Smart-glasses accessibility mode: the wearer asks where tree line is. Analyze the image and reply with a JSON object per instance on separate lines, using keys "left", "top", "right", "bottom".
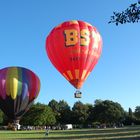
{"left": 0, "top": 99, "right": 140, "bottom": 127}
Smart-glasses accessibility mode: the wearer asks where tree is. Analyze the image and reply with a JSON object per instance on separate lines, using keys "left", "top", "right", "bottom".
{"left": 134, "top": 106, "right": 140, "bottom": 119}
{"left": 85, "top": 104, "right": 94, "bottom": 125}
{"left": 109, "top": 1, "right": 140, "bottom": 25}
{"left": 128, "top": 108, "right": 133, "bottom": 118}
{"left": 58, "top": 100, "right": 72, "bottom": 124}
{"left": 21, "top": 103, "right": 56, "bottom": 126}
{"left": 93, "top": 100, "right": 125, "bottom": 125}
{"left": 94, "top": 99, "right": 102, "bottom": 105}
{"left": 0, "top": 110, "right": 11, "bottom": 125}
{"left": 72, "top": 101, "right": 89, "bottom": 125}
{"left": 0, "top": 109, "right": 4, "bottom": 125}
{"left": 48, "top": 99, "right": 59, "bottom": 113}
{"left": 123, "top": 108, "right": 136, "bottom": 125}
{"left": 48, "top": 99, "right": 60, "bottom": 124}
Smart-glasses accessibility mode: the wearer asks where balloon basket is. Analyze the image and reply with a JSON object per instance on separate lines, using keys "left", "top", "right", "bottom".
{"left": 74, "top": 90, "right": 82, "bottom": 98}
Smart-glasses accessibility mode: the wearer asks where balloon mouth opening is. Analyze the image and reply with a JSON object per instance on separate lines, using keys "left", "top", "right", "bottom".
{"left": 69, "top": 79, "right": 83, "bottom": 89}
{"left": 70, "top": 79, "right": 83, "bottom": 98}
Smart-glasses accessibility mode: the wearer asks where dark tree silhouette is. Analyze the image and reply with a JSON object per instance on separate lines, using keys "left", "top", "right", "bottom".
{"left": 109, "top": 1, "right": 140, "bottom": 25}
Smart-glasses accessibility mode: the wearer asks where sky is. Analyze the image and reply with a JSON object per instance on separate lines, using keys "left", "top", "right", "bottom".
{"left": 0, "top": 0, "right": 140, "bottom": 111}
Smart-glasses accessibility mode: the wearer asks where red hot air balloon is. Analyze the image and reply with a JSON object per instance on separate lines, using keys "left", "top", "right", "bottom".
{"left": 0, "top": 67, "right": 40, "bottom": 129}
{"left": 46, "top": 20, "right": 102, "bottom": 98}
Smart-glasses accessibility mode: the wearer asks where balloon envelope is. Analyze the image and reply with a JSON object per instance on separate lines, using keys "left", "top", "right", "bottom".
{"left": 0, "top": 67, "right": 40, "bottom": 121}
{"left": 46, "top": 20, "right": 102, "bottom": 89}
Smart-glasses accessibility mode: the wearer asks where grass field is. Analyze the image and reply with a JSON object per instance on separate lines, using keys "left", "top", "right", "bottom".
{"left": 0, "top": 125, "right": 140, "bottom": 140}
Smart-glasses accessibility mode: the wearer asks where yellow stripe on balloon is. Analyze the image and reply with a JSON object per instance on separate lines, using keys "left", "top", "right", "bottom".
{"left": 63, "top": 73, "right": 70, "bottom": 81}
{"left": 75, "top": 69, "right": 79, "bottom": 79}
{"left": 81, "top": 70, "right": 87, "bottom": 80}
{"left": 6, "top": 67, "right": 18, "bottom": 99}
{"left": 84, "top": 72, "right": 90, "bottom": 81}
{"left": 69, "top": 20, "right": 78, "bottom": 25}
{"left": 11, "top": 78, "right": 18, "bottom": 99}
{"left": 67, "top": 70, "right": 73, "bottom": 80}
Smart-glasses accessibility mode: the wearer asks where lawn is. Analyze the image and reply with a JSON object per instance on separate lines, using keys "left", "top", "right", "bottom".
{"left": 0, "top": 125, "right": 140, "bottom": 140}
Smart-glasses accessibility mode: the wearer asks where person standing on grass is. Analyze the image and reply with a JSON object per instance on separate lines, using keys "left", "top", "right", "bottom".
{"left": 45, "top": 126, "right": 50, "bottom": 136}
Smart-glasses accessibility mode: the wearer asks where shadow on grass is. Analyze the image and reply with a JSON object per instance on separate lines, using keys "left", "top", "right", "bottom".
{"left": 3, "top": 128, "right": 139, "bottom": 136}
{"left": 3, "top": 126, "right": 140, "bottom": 140}
{"left": 0, "top": 131, "right": 45, "bottom": 135}
{"left": 13, "top": 131, "right": 140, "bottom": 140}
{"left": 14, "top": 136, "right": 140, "bottom": 140}
{"left": 49, "top": 128, "right": 140, "bottom": 135}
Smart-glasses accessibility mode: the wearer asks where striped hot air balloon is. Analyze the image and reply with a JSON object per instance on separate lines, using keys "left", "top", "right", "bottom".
{"left": 0, "top": 66, "right": 40, "bottom": 124}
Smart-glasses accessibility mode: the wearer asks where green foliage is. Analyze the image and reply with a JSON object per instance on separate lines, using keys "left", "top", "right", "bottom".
{"left": 58, "top": 100, "right": 71, "bottom": 124}
{"left": 92, "top": 100, "right": 125, "bottom": 124}
{"left": 48, "top": 99, "right": 60, "bottom": 123}
{"left": 0, "top": 109, "right": 4, "bottom": 124}
{"left": 0, "top": 109, "right": 10, "bottom": 125}
{"left": 109, "top": 2, "right": 140, "bottom": 25}
{"left": 48, "top": 99, "right": 59, "bottom": 112}
{"left": 129, "top": 108, "right": 133, "bottom": 117}
{"left": 72, "top": 101, "right": 90, "bottom": 124}
{"left": 123, "top": 110, "right": 136, "bottom": 125}
{"left": 48, "top": 99, "right": 71, "bottom": 124}
{"left": 134, "top": 106, "right": 140, "bottom": 119}
{"left": 2, "top": 98, "right": 139, "bottom": 127}
{"left": 20, "top": 103, "right": 56, "bottom": 126}
{"left": 59, "top": 100, "right": 70, "bottom": 111}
